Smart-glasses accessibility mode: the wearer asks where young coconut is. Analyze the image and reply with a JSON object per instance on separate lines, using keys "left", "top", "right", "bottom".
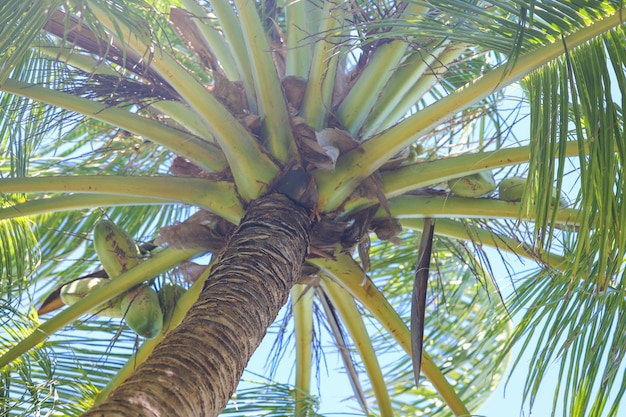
{"left": 499, "top": 176, "right": 567, "bottom": 206}
{"left": 121, "top": 285, "right": 163, "bottom": 339}
{"left": 59, "top": 277, "right": 124, "bottom": 318}
{"left": 449, "top": 171, "right": 496, "bottom": 197}
{"left": 158, "top": 284, "right": 187, "bottom": 325}
{"left": 498, "top": 176, "right": 527, "bottom": 202}
{"left": 93, "top": 219, "right": 143, "bottom": 278}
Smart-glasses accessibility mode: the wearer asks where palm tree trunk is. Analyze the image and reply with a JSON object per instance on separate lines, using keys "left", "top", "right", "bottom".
{"left": 83, "top": 193, "right": 312, "bottom": 417}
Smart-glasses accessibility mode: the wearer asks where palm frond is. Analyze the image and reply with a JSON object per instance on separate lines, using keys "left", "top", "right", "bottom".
{"left": 496, "top": 24, "right": 626, "bottom": 415}
{"left": 0, "top": 198, "right": 39, "bottom": 303}
{"left": 0, "top": 0, "right": 62, "bottom": 83}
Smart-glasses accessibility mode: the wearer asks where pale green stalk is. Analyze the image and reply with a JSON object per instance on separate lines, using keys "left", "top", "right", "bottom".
{"left": 0, "top": 176, "right": 244, "bottom": 224}
{"left": 179, "top": 0, "right": 239, "bottom": 77}
{"left": 1, "top": 79, "right": 227, "bottom": 172}
{"left": 285, "top": 0, "right": 317, "bottom": 78}
{"left": 149, "top": 100, "right": 219, "bottom": 141}
{"left": 95, "top": 261, "right": 213, "bottom": 403}
{"left": 382, "top": 142, "right": 583, "bottom": 197}
{"left": 315, "top": 9, "right": 626, "bottom": 211}
{"left": 383, "top": 195, "right": 580, "bottom": 225}
{"left": 37, "top": 44, "right": 119, "bottom": 76}
{"left": 210, "top": 1, "right": 257, "bottom": 107}
{"left": 291, "top": 284, "right": 314, "bottom": 416}
{"left": 233, "top": 0, "right": 296, "bottom": 163}
{"left": 360, "top": 43, "right": 449, "bottom": 137}
{"left": 340, "top": 140, "right": 586, "bottom": 215}
{"left": 301, "top": 0, "right": 345, "bottom": 130}
{"left": 0, "top": 194, "right": 164, "bottom": 221}
{"left": 39, "top": 43, "right": 214, "bottom": 146}
{"left": 309, "top": 254, "right": 470, "bottom": 416}
{"left": 32, "top": 43, "right": 224, "bottom": 157}
{"left": 336, "top": 3, "right": 427, "bottom": 135}
{"left": 87, "top": 1, "right": 278, "bottom": 200}
{"left": 0, "top": 247, "right": 201, "bottom": 369}
{"left": 401, "top": 218, "right": 567, "bottom": 270}
{"left": 336, "top": 39, "right": 409, "bottom": 135}
{"left": 367, "top": 46, "right": 465, "bottom": 136}
{"left": 320, "top": 277, "right": 394, "bottom": 417}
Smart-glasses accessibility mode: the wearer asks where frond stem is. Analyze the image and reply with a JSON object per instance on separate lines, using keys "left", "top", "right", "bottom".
{"left": 233, "top": 0, "right": 296, "bottom": 163}
{"left": 315, "top": 9, "right": 626, "bottom": 210}
{"left": 341, "top": 140, "right": 587, "bottom": 215}
{"left": 1, "top": 79, "right": 227, "bottom": 172}
{"left": 320, "top": 277, "right": 394, "bottom": 417}
{"left": 0, "top": 176, "right": 244, "bottom": 224}
{"left": 291, "top": 285, "right": 314, "bottom": 416}
{"left": 401, "top": 218, "right": 567, "bottom": 270}
{"left": 309, "top": 254, "right": 470, "bottom": 416}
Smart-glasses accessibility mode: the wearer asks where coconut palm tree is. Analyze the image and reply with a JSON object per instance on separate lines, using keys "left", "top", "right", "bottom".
{"left": 0, "top": 0, "right": 625, "bottom": 416}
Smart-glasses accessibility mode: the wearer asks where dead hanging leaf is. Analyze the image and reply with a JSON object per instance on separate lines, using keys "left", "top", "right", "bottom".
{"left": 316, "top": 128, "right": 360, "bottom": 154}
{"left": 282, "top": 76, "right": 307, "bottom": 113}
{"left": 412, "top": 218, "right": 435, "bottom": 389}
{"left": 358, "top": 234, "right": 371, "bottom": 272}
{"left": 274, "top": 161, "right": 318, "bottom": 209}
{"left": 212, "top": 73, "right": 249, "bottom": 116}
{"left": 176, "top": 261, "right": 208, "bottom": 283}
{"left": 293, "top": 119, "right": 337, "bottom": 170}
{"left": 371, "top": 217, "right": 403, "bottom": 244}
{"left": 170, "top": 156, "right": 208, "bottom": 177}
{"left": 155, "top": 210, "right": 232, "bottom": 252}
{"left": 359, "top": 173, "right": 391, "bottom": 216}
{"left": 341, "top": 206, "right": 378, "bottom": 252}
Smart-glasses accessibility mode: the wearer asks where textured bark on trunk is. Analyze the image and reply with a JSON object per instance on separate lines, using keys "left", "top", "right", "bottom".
{"left": 84, "top": 193, "right": 311, "bottom": 417}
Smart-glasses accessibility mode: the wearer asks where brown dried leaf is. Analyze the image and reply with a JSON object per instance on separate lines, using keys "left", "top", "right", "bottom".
{"left": 311, "top": 218, "right": 348, "bottom": 254}
{"left": 170, "top": 156, "right": 208, "bottom": 177}
{"left": 242, "top": 114, "right": 262, "bottom": 133}
{"left": 360, "top": 173, "right": 391, "bottom": 216}
{"left": 316, "top": 128, "right": 359, "bottom": 154}
{"left": 371, "top": 217, "right": 403, "bottom": 244}
{"left": 293, "top": 120, "right": 337, "bottom": 170}
{"left": 212, "top": 74, "right": 248, "bottom": 115}
{"left": 282, "top": 76, "right": 307, "bottom": 111}
{"left": 341, "top": 206, "right": 378, "bottom": 252}
{"left": 176, "top": 261, "right": 208, "bottom": 283}
{"left": 274, "top": 161, "right": 318, "bottom": 209}
{"left": 155, "top": 210, "right": 230, "bottom": 251}
{"left": 272, "top": 41, "right": 286, "bottom": 79}
{"left": 170, "top": 8, "right": 219, "bottom": 72}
